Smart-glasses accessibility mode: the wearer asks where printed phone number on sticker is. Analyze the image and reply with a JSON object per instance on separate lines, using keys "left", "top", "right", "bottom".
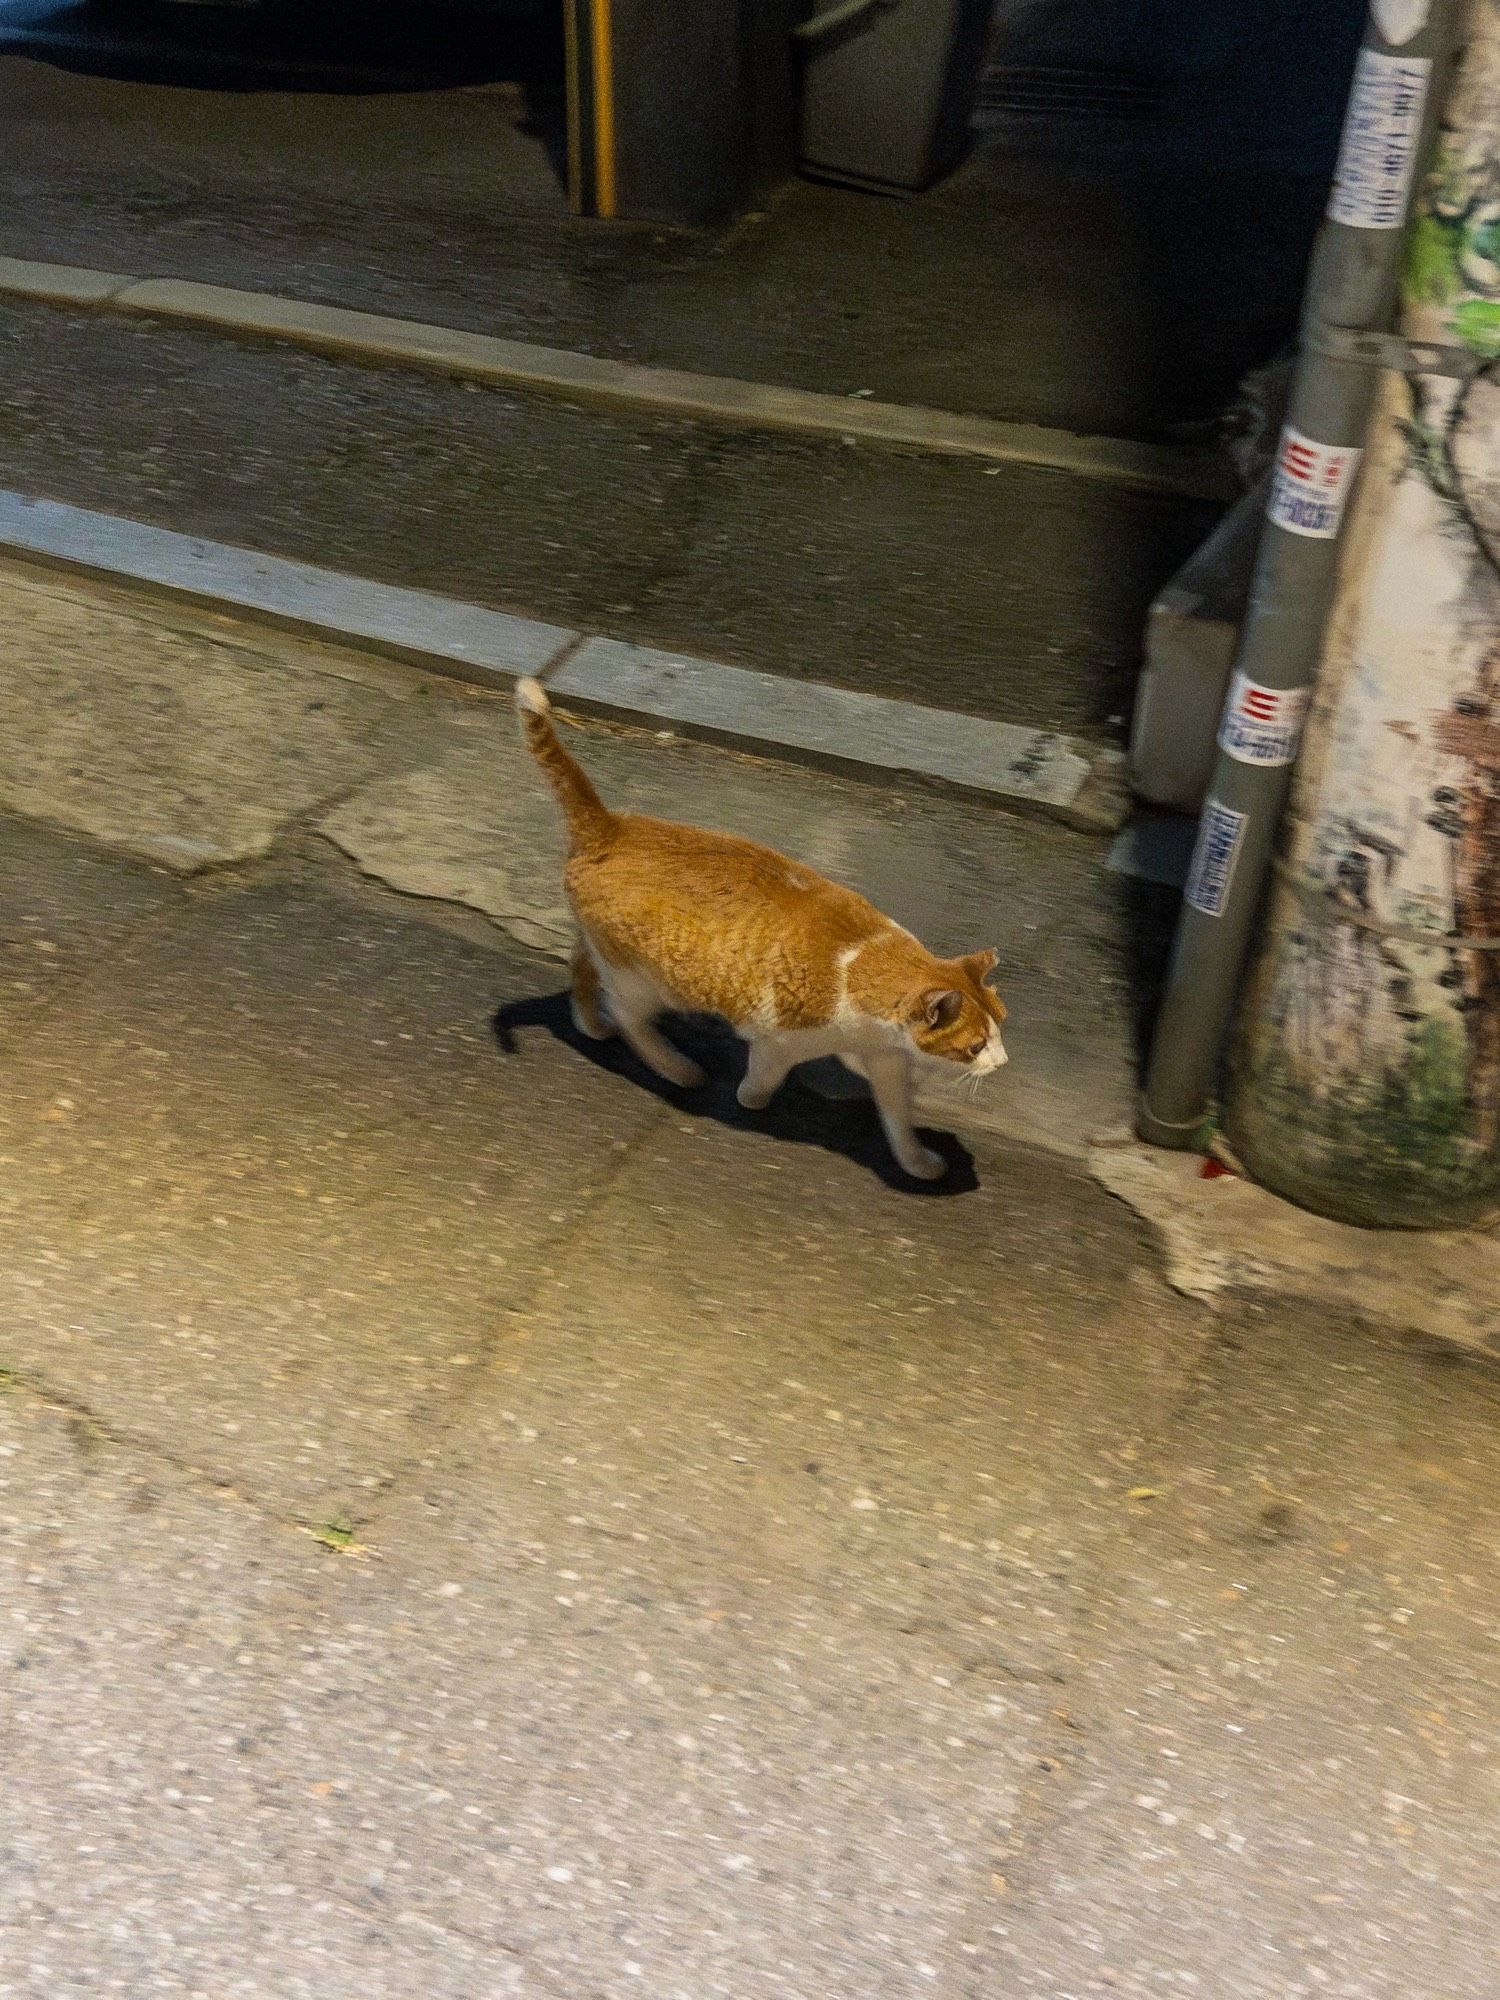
{"left": 1328, "top": 50, "right": 1430, "bottom": 230}
{"left": 1268, "top": 426, "right": 1362, "bottom": 539}
{"left": 1186, "top": 802, "right": 1248, "bottom": 919}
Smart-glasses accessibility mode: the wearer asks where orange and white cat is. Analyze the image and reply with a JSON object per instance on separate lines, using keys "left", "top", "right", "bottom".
{"left": 516, "top": 679, "right": 1007, "bottom": 1180}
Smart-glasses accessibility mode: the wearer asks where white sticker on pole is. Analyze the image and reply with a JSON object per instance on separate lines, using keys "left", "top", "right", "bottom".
{"left": 1185, "top": 802, "right": 1248, "bottom": 919}
{"left": 1217, "top": 672, "right": 1311, "bottom": 767}
{"left": 1268, "top": 426, "right": 1362, "bottom": 539}
{"left": 1327, "top": 50, "right": 1430, "bottom": 229}
{"left": 1373, "top": 0, "right": 1429, "bottom": 47}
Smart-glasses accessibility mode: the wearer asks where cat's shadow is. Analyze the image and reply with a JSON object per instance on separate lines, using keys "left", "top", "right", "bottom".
{"left": 494, "top": 993, "right": 978, "bottom": 1196}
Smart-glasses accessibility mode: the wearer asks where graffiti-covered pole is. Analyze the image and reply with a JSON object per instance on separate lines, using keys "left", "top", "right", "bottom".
{"left": 1138, "top": 0, "right": 1461, "bottom": 1149}
{"left": 1225, "top": 0, "right": 1500, "bottom": 1228}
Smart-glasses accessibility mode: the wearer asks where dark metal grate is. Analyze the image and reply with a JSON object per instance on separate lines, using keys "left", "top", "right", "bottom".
{"left": 976, "top": 63, "right": 1167, "bottom": 127}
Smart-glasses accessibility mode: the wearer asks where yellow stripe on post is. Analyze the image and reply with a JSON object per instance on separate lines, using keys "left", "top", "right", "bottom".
{"left": 589, "top": 0, "right": 618, "bottom": 218}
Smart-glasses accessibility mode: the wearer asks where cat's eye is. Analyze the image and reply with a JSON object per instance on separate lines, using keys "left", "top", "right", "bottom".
{"left": 966, "top": 1040, "right": 986, "bottom": 1059}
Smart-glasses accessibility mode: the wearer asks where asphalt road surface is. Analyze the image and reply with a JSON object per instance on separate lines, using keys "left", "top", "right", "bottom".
{"left": 0, "top": 1, "right": 1324, "bottom": 436}
{"left": 2, "top": 692, "right": 1496, "bottom": 2000}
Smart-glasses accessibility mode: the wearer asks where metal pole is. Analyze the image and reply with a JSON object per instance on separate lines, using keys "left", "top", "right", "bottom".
{"left": 1138, "top": 0, "right": 1462, "bottom": 1149}
{"left": 564, "top": 0, "right": 796, "bottom": 223}
{"left": 1224, "top": 0, "right": 1500, "bottom": 1229}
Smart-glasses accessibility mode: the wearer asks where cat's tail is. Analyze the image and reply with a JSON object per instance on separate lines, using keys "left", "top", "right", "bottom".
{"left": 515, "top": 678, "right": 615, "bottom": 851}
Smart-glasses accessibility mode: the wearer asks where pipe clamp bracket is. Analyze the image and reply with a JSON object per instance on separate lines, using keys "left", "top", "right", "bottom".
{"left": 1310, "top": 323, "right": 1486, "bottom": 382}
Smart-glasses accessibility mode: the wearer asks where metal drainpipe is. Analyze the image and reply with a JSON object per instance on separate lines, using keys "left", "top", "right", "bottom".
{"left": 1138, "top": 0, "right": 1463, "bottom": 1150}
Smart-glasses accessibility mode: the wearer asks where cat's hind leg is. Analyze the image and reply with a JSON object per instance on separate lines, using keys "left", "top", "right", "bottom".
{"left": 737, "top": 1037, "right": 797, "bottom": 1111}
{"left": 603, "top": 967, "right": 705, "bottom": 1090}
{"left": 864, "top": 1050, "right": 945, "bottom": 1181}
{"left": 570, "top": 938, "right": 615, "bottom": 1041}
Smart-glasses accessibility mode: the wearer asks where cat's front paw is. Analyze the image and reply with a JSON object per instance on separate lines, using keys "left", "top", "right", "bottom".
{"left": 737, "top": 1077, "right": 775, "bottom": 1111}
{"left": 898, "top": 1144, "right": 947, "bottom": 1182}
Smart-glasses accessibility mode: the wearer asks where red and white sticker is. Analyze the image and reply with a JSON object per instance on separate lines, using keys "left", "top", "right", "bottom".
{"left": 1268, "top": 425, "right": 1362, "bottom": 539}
{"left": 1217, "top": 671, "right": 1311, "bottom": 767}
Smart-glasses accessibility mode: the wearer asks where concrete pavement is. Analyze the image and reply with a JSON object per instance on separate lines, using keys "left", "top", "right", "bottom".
{"left": 6, "top": 551, "right": 1500, "bottom": 1316}
{"left": 2, "top": 557, "right": 1499, "bottom": 1998}
{"left": 0, "top": 255, "right": 1227, "bottom": 499}
{"left": 0, "top": 298, "right": 1217, "bottom": 743}
{"left": 0, "top": 552, "right": 1148, "bottom": 1149}
{"left": 0, "top": 489, "right": 1132, "bottom": 832}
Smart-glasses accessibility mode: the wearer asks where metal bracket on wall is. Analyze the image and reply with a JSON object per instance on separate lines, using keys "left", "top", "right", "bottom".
{"left": 1308, "top": 323, "right": 1486, "bottom": 381}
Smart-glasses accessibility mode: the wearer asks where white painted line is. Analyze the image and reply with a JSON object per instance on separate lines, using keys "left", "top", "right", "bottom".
{"left": 0, "top": 491, "right": 575, "bottom": 682}
{"left": 549, "top": 637, "right": 1125, "bottom": 830}
{"left": 0, "top": 489, "right": 1124, "bottom": 829}
{"left": 0, "top": 255, "right": 1232, "bottom": 502}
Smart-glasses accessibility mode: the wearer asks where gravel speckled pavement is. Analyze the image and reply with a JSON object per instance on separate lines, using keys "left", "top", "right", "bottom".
{"left": 2, "top": 564, "right": 1498, "bottom": 1999}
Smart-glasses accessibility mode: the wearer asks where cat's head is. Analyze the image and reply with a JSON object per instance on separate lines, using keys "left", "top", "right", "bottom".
{"left": 906, "top": 950, "right": 1008, "bottom": 1073}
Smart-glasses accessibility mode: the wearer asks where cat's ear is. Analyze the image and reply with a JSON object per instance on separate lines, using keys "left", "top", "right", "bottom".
{"left": 918, "top": 988, "right": 964, "bottom": 1029}
{"left": 962, "top": 949, "right": 999, "bottom": 986}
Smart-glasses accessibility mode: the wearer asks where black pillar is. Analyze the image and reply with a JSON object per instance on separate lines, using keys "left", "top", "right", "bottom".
{"left": 565, "top": 0, "right": 796, "bottom": 224}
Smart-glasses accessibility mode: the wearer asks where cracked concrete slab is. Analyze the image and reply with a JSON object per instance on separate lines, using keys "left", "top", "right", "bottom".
{"left": 214, "top": 1111, "right": 1202, "bottom": 2000}
{"left": 0, "top": 560, "right": 412, "bottom": 871}
{"left": 1092, "top": 1143, "right": 1500, "bottom": 1359}
{"left": 985, "top": 1313, "right": 1500, "bottom": 2000}
{"left": 2, "top": 809, "right": 1497, "bottom": 2000}
{"left": 318, "top": 697, "right": 575, "bottom": 955}
{"left": 0, "top": 547, "right": 1143, "bottom": 1166}
{"left": 319, "top": 695, "right": 1142, "bottom": 1158}
{"left": 0, "top": 863, "right": 667, "bottom": 1521}
{"left": 0, "top": 1380, "right": 538, "bottom": 2000}
{"left": 0, "top": 813, "right": 178, "bottom": 1044}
